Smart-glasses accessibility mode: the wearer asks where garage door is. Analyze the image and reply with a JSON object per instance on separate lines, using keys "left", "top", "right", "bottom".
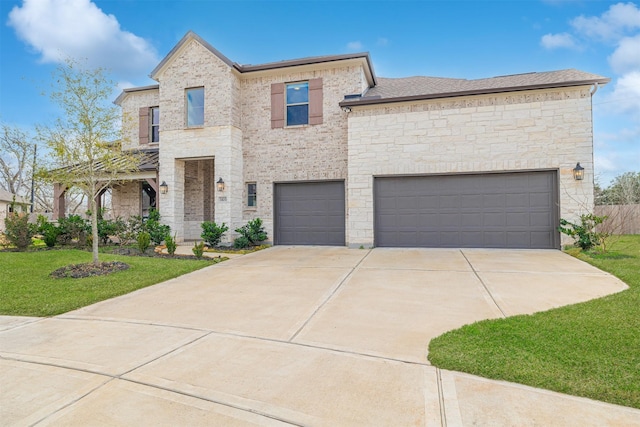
{"left": 374, "top": 171, "right": 558, "bottom": 249}
{"left": 274, "top": 181, "right": 345, "bottom": 245}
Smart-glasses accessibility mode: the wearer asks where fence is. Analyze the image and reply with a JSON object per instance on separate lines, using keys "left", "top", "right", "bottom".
{"left": 595, "top": 204, "right": 640, "bottom": 235}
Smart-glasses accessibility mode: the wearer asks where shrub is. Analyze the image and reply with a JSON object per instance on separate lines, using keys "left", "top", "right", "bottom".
{"left": 137, "top": 231, "right": 151, "bottom": 254}
{"left": 115, "top": 216, "right": 143, "bottom": 246}
{"left": 234, "top": 218, "right": 267, "bottom": 248}
{"left": 36, "top": 215, "right": 60, "bottom": 248}
{"left": 558, "top": 214, "right": 608, "bottom": 251}
{"left": 233, "top": 235, "right": 251, "bottom": 249}
{"left": 192, "top": 241, "right": 205, "bottom": 258}
{"left": 201, "top": 221, "right": 229, "bottom": 247}
{"left": 97, "top": 218, "right": 125, "bottom": 245}
{"left": 165, "top": 233, "right": 177, "bottom": 256}
{"left": 4, "top": 212, "right": 36, "bottom": 251}
{"left": 57, "top": 215, "right": 90, "bottom": 247}
{"left": 144, "top": 209, "right": 171, "bottom": 245}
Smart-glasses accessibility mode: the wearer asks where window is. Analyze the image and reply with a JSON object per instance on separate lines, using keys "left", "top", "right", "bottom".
{"left": 150, "top": 107, "right": 159, "bottom": 143}
{"left": 271, "top": 79, "right": 322, "bottom": 129}
{"left": 186, "top": 87, "right": 204, "bottom": 127}
{"left": 247, "top": 183, "right": 257, "bottom": 207}
{"left": 286, "top": 82, "right": 309, "bottom": 126}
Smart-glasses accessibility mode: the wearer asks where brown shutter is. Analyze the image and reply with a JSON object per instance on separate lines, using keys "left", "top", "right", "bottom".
{"left": 271, "top": 83, "right": 285, "bottom": 129}
{"left": 309, "top": 78, "right": 323, "bottom": 125}
{"left": 139, "top": 107, "right": 149, "bottom": 144}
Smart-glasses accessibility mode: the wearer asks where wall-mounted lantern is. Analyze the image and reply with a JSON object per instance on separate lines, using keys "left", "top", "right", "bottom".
{"left": 159, "top": 181, "right": 168, "bottom": 194}
{"left": 216, "top": 177, "right": 225, "bottom": 192}
{"left": 572, "top": 163, "right": 585, "bottom": 181}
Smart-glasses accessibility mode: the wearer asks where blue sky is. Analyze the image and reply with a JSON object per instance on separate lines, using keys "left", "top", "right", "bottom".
{"left": 1, "top": 0, "right": 638, "bottom": 185}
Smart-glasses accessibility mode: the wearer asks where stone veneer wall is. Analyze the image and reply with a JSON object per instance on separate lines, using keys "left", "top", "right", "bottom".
{"left": 111, "top": 181, "right": 140, "bottom": 219}
{"left": 119, "top": 89, "right": 160, "bottom": 151}
{"left": 240, "top": 64, "right": 370, "bottom": 239}
{"left": 152, "top": 39, "right": 243, "bottom": 242}
{"left": 347, "top": 86, "right": 596, "bottom": 247}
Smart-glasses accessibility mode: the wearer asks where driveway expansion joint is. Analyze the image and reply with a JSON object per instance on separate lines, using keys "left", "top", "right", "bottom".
{"left": 287, "top": 248, "right": 373, "bottom": 342}
{"left": 460, "top": 249, "right": 506, "bottom": 318}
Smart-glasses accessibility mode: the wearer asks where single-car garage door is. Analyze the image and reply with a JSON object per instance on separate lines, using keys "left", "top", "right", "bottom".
{"left": 374, "top": 171, "right": 558, "bottom": 249}
{"left": 274, "top": 181, "right": 345, "bottom": 245}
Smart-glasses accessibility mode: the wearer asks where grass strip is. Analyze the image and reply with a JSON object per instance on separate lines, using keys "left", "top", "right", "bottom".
{"left": 0, "top": 250, "right": 219, "bottom": 317}
{"left": 428, "top": 235, "right": 640, "bottom": 409}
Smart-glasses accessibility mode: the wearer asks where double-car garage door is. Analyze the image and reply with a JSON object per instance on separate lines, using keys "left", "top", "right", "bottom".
{"left": 273, "top": 172, "right": 558, "bottom": 249}
{"left": 374, "top": 171, "right": 559, "bottom": 249}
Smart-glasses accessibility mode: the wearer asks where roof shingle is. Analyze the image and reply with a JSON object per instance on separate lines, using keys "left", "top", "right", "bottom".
{"left": 344, "top": 69, "right": 609, "bottom": 106}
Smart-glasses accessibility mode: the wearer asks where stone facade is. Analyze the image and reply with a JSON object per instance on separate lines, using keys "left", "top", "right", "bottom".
{"left": 347, "top": 87, "right": 595, "bottom": 247}
{"left": 112, "top": 32, "right": 601, "bottom": 247}
{"left": 119, "top": 88, "right": 159, "bottom": 151}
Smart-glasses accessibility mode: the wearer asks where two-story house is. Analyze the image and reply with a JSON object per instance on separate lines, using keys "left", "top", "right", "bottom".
{"left": 85, "top": 31, "right": 609, "bottom": 249}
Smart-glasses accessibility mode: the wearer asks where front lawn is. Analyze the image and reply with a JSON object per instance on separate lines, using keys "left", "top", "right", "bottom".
{"left": 428, "top": 235, "right": 640, "bottom": 409}
{"left": 0, "top": 250, "right": 220, "bottom": 317}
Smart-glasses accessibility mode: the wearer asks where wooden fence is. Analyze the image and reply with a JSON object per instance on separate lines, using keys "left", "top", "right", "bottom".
{"left": 595, "top": 204, "right": 640, "bottom": 235}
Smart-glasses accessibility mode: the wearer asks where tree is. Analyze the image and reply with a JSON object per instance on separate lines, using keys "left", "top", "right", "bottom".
{"left": 595, "top": 172, "right": 640, "bottom": 205}
{"left": 41, "top": 59, "right": 140, "bottom": 264}
{"left": 0, "top": 124, "right": 33, "bottom": 196}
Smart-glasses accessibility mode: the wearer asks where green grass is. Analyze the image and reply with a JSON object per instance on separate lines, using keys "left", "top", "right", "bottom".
{"left": 0, "top": 250, "right": 219, "bottom": 317}
{"left": 428, "top": 235, "right": 640, "bottom": 409}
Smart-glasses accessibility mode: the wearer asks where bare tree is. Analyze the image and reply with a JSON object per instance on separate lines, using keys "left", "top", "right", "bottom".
{"left": 0, "top": 124, "right": 34, "bottom": 195}
{"left": 40, "top": 59, "right": 140, "bottom": 264}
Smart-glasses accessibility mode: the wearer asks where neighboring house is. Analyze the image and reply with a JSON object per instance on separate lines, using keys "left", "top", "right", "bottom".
{"left": 58, "top": 31, "right": 609, "bottom": 249}
{"left": 0, "top": 189, "right": 30, "bottom": 232}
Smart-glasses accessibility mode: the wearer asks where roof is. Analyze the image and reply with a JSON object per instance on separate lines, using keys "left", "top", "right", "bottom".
{"left": 114, "top": 84, "right": 159, "bottom": 106}
{"left": 135, "top": 31, "right": 375, "bottom": 90}
{"left": 52, "top": 148, "right": 159, "bottom": 177}
{"left": 341, "top": 69, "right": 610, "bottom": 107}
{"left": 0, "top": 188, "right": 29, "bottom": 204}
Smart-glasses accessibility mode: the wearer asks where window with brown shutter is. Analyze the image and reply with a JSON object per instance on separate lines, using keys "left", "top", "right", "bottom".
{"left": 139, "top": 107, "right": 149, "bottom": 144}
{"left": 271, "top": 79, "right": 323, "bottom": 128}
{"left": 271, "top": 83, "right": 285, "bottom": 129}
{"left": 308, "top": 78, "right": 323, "bottom": 125}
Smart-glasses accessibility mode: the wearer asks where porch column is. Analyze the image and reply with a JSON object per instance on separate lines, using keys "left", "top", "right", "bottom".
{"left": 94, "top": 188, "right": 106, "bottom": 215}
{"left": 53, "top": 183, "right": 67, "bottom": 220}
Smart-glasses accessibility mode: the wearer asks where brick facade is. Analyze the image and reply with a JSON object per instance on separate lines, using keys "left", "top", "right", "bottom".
{"left": 113, "top": 32, "right": 602, "bottom": 247}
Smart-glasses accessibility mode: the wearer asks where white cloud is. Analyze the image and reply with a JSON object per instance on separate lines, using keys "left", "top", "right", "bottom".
{"left": 571, "top": 2, "right": 640, "bottom": 41}
{"left": 607, "top": 71, "right": 640, "bottom": 119}
{"left": 540, "top": 32, "right": 578, "bottom": 49}
{"left": 7, "top": 0, "right": 159, "bottom": 79}
{"left": 346, "top": 41, "right": 363, "bottom": 51}
{"left": 377, "top": 37, "right": 389, "bottom": 47}
{"left": 609, "top": 34, "right": 640, "bottom": 74}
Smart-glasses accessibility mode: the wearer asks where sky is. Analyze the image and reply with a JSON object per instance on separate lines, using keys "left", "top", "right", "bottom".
{"left": 0, "top": 0, "right": 638, "bottom": 185}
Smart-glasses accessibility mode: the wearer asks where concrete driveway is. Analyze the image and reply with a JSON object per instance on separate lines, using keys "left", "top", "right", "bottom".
{"left": 2, "top": 247, "right": 639, "bottom": 426}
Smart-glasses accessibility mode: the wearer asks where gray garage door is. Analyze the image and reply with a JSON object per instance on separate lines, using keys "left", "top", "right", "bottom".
{"left": 274, "top": 181, "right": 345, "bottom": 245}
{"left": 374, "top": 171, "right": 558, "bottom": 249}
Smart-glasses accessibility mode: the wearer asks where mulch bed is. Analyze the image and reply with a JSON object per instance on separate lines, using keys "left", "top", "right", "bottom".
{"left": 50, "top": 261, "right": 130, "bottom": 279}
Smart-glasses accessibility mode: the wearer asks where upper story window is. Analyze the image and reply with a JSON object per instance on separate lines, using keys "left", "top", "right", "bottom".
{"left": 286, "top": 82, "right": 309, "bottom": 126}
{"left": 150, "top": 107, "right": 159, "bottom": 143}
{"left": 186, "top": 87, "right": 204, "bottom": 127}
{"left": 271, "top": 78, "right": 322, "bottom": 129}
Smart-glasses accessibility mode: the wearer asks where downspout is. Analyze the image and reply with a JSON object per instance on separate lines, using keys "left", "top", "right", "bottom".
{"left": 589, "top": 83, "right": 599, "bottom": 212}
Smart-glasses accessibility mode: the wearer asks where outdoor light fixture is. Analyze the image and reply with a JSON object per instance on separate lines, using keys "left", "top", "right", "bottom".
{"left": 159, "top": 181, "right": 168, "bottom": 194}
{"left": 572, "top": 163, "right": 585, "bottom": 181}
{"left": 217, "top": 177, "right": 225, "bottom": 192}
